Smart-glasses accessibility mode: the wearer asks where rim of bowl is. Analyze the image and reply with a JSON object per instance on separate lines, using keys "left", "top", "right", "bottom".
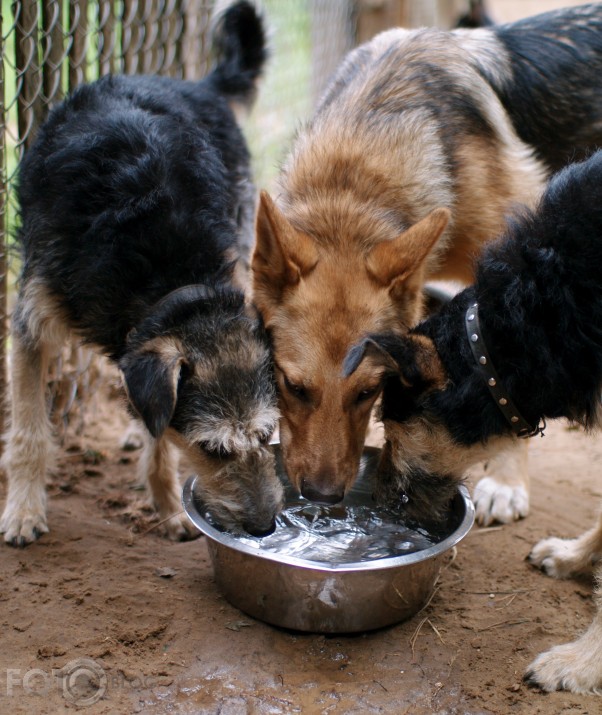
{"left": 182, "top": 476, "right": 475, "bottom": 574}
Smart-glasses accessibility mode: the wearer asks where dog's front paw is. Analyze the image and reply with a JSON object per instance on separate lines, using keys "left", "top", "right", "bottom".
{"left": 525, "top": 640, "right": 602, "bottom": 694}
{"left": 473, "top": 476, "right": 529, "bottom": 526}
{"left": 161, "top": 510, "right": 200, "bottom": 542}
{"left": 0, "top": 504, "right": 49, "bottom": 547}
{"left": 528, "top": 536, "right": 593, "bottom": 579}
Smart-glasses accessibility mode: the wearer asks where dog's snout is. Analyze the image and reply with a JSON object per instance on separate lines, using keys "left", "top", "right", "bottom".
{"left": 243, "top": 518, "right": 277, "bottom": 537}
{"left": 301, "top": 478, "right": 344, "bottom": 505}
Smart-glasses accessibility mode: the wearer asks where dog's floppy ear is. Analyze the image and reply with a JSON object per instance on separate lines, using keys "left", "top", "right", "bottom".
{"left": 343, "top": 337, "right": 401, "bottom": 378}
{"left": 343, "top": 333, "right": 446, "bottom": 391}
{"left": 366, "top": 208, "right": 450, "bottom": 295}
{"left": 120, "top": 341, "right": 185, "bottom": 438}
{"left": 252, "top": 191, "right": 319, "bottom": 302}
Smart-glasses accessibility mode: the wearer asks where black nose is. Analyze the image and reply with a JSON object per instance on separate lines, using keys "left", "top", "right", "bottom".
{"left": 301, "top": 480, "right": 344, "bottom": 505}
{"left": 244, "top": 519, "right": 276, "bottom": 537}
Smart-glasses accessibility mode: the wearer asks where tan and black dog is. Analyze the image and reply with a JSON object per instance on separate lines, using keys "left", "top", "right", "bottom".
{"left": 343, "top": 150, "right": 602, "bottom": 693}
{"left": 252, "top": 4, "right": 602, "bottom": 524}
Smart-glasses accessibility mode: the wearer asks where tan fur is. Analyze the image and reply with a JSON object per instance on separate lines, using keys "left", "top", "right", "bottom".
{"left": 252, "top": 26, "right": 547, "bottom": 501}
{"left": 527, "top": 509, "right": 602, "bottom": 693}
{"left": 383, "top": 416, "right": 517, "bottom": 482}
{"left": 0, "top": 282, "right": 70, "bottom": 543}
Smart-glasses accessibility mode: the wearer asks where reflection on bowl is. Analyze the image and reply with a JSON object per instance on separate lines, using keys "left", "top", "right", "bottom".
{"left": 182, "top": 445, "right": 474, "bottom": 633}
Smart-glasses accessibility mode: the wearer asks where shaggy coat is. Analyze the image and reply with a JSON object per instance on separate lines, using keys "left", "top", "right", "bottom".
{"left": 343, "top": 150, "right": 602, "bottom": 694}
{"left": 0, "top": 1, "right": 282, "bottom": 546}
{"left": 251, "top": 4, "right": 602, "bottom": 521}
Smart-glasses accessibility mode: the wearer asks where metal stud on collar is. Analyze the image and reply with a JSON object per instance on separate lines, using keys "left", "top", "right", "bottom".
{"left": 465, "top": 303, "right": 544, "bottom": 438}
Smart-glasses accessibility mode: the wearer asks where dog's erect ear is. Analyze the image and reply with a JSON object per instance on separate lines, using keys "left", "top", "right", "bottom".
{"left": 366, "top": 208, "right": 450, "bottom": 291}
{"left": 343, "top": 333, "right": 446, "bottom": 391}
{"left": 120, "top": 345, "right": 184, "bottom": 439}
{"left": 252, "top": 191, "right": 319, "bottom": 300}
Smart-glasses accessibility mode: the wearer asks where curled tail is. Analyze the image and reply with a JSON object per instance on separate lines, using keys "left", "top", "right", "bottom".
{"left": 209, "top": 1, "right": 268, "bottom": 110}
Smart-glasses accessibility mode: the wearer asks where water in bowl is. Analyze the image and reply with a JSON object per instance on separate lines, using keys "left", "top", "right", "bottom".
{"left": 200, "top": 448, "right": 449, "bottom": 565}
{"left": 207, "top": 494, "right": 442, "bottom": 565}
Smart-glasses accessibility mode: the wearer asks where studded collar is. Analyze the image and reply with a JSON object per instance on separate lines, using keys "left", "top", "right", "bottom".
{"left": 465, "top": 302, "right": 545, "bottom": 438}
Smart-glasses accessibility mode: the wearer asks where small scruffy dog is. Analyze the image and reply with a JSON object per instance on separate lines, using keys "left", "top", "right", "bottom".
{"left": 344, "top": 150, "right": 602, "bottom": 692}
{"left": 0, "top": 0, "right": 283, "bottom": 546}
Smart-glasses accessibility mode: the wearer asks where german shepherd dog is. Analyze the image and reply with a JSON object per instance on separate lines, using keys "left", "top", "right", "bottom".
{"left": 251, "top": 4, "right": 602, "bottom": 524}
{"left": 344, "top": 151, "right": 602, "bottom": 692}
{"left": 0, "top": 1, "right": 283, "bottom": 547}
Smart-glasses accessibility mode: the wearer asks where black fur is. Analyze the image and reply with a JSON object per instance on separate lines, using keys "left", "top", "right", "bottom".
{"left": 415, "top": 151, "right": 602, "bottom": 443}
{"left": 15, "top": 12, "right": 264, "bottom": 360}
{"left": 488, "top": 4, "right": 602, "bottom": 172}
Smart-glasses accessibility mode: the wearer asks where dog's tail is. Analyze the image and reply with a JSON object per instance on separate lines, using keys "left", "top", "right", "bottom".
{"left": 208, "top": 1, "right": 268, "bottom": 113}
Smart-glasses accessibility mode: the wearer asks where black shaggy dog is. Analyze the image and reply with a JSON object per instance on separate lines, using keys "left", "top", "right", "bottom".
{"left": 344, "top": 150, "right": 602, "bottom": 692}
{"left": 0, "top": 0, "right": 284, "bottom": 547}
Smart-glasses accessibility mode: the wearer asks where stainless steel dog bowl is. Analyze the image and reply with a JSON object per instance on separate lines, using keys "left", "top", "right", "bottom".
{"left": 182, "top": 446, "right": 474, "bottom": 633}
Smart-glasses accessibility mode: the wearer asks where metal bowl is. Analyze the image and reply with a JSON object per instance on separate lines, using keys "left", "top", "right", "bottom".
{"left": 182, "top": 445, "right": 474, "bottom": 633}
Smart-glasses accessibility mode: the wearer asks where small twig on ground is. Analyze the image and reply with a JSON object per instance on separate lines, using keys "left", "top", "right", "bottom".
{"left": 470, "top": 526, "right": 504, "bottom": 534}
{"left": 495, "top": 593, "right": 518, "bottom": 609}
{"left": 137, "top": 510, "right": 186, "bottom": 537}
{"left": 410, "top": 615, "right": 430, "bottom": 658}
{"left": 410, "top": 585, "right": 441, "bottom": 656}
{"left": 427, "top": 618, "right": 446, "bottom": 644}
{"left": 461, "top": 589, "right": 533, "bottom": 595}
{"left": 477, "top": 618, "right": 531, "bottom": 632}
{"left": 442, "top": 546, "right": 458, "bottom": 570}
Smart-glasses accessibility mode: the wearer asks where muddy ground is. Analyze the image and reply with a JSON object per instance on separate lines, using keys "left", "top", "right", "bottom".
{"left": 1, "top": 367, "right": 601, "bottom": 715}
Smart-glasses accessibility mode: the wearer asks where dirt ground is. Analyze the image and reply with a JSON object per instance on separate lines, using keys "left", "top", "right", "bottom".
{"left": 1, "top": 368, "right": 601, "bottom": 715}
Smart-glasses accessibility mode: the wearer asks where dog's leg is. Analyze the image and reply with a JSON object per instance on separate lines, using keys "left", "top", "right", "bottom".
{"left": 138, "top": 432, "right": 198, "bottom": 540}
{"left": 1, "top": 334, "right": 54, "bottom": 545}
{"left": 528, "top": 507, "right": 602, "bottom": 579}
{"left": 525, "top": 510, "right": 602, "bottom": 692}
{"left": 524, "top": 559, "right": 602, "bottom": 693}
{"left": 473, "top": 440, "right": 529, "bottom": 526}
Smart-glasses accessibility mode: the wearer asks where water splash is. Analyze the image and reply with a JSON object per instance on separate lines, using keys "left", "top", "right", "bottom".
{"left": 232, "top": 499, "right": 438, "bottom": 564}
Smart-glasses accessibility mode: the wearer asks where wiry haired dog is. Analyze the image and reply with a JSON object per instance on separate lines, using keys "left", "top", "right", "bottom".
{"left": 344, "top": 150, "right": 602, "bottom": 693}
{"left": 252, "top": 4, "right": 602, "bottom": 523}
{"left": 0, "top": 0, "right": 283, "bottom": 547}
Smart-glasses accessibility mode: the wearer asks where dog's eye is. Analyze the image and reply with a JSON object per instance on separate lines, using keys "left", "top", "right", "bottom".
{"left": 356, "top": 385, "right": 380, "bottom": 404}
{"left": 283, "top": 375, "right": 308, "bottom": 402}
{"left": 258, "top": 431, "right": 272, "bottom": 445}
{"left": 199, "top": 441, "right": 234, "bottom": 460}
